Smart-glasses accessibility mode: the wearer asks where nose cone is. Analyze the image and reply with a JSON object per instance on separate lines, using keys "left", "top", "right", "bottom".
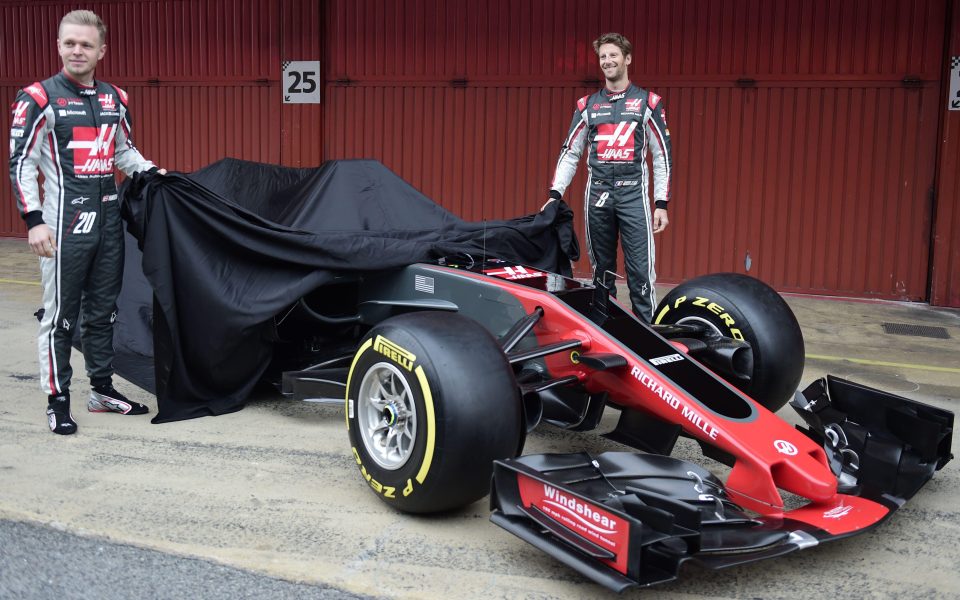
{"left": 771, "top": 451, "right": 838, "bottom": 503}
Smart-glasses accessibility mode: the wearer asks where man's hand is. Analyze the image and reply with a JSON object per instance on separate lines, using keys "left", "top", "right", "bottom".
{"left": 158, "top": 168, "right": 167, "bottom": 175}
{"left": 541, "top": 197, "right": 556, "bottom": 211}
{"left": 28, "top": 224, "right": 57, "bottom": 258}
{"left": 652, "top": 208, "right": 669, "bottom": 233}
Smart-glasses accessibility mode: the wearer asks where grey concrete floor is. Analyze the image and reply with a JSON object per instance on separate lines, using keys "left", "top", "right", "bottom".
{"left": 1, "top": 237, "right": 958, "bottom": 599}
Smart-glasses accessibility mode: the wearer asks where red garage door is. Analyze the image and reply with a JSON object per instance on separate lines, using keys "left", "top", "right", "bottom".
{"left": 0, "top": 0, "right": 323, "bottom": 237}
{"left": 324, "top": 0, "right": 947, "bottom": 301}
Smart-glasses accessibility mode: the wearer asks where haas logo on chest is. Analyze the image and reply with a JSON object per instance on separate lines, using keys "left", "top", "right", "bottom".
{"left": 595, "top": 122, "right": 637, "bottom": 162}
{"left": 98, "top": 94, "right": 116, "bottom": 111}
{"left": 66, "top": 124, "right": 117, "bottom": 175}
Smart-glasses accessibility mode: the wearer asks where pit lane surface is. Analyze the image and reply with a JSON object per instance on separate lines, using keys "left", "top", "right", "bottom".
{"left": 1, "top": 238, "right": 958, "bottom": 599}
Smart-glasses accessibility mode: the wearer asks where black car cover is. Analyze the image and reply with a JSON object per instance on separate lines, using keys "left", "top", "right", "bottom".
{"left": 118, "top": 158, "right": 579, "bottom": 423}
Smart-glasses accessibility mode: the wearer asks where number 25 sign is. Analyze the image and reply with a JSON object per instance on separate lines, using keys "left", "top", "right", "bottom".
{"left": 282, "top": 61, "right": 321, "bottom": 104}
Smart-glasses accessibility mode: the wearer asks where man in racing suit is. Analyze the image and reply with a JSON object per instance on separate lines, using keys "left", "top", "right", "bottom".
{"left": 545, "top": 32, "right": 672, "bottom": 322}
{"left": 9, "top": 10, "right": 163, "bottom": 434}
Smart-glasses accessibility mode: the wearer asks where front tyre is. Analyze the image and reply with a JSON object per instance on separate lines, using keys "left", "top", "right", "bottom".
{"left": 346, "top": 311, "right": 522, "bottom": 513}
{"left": 654, "top": 273, "right": 804, "bottom": 412}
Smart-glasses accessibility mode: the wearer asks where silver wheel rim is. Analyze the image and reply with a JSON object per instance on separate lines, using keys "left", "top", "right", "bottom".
{"left": 675, "top": 315, "right": 724, "bottom": 337}
{"left": 356, "top": 362, "right": 418, "bottom": 470}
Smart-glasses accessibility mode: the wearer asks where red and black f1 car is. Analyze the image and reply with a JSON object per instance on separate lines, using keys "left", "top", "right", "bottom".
{"left": 276, "top": 257, "right": 953, "bottom": 592}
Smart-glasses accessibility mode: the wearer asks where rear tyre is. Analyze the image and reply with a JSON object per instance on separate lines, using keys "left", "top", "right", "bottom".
{"left": 346, "top": 311, "right": 522, "bottom": 513}
{"left": 653, "top": 273, "right": 804, "bottom": 412}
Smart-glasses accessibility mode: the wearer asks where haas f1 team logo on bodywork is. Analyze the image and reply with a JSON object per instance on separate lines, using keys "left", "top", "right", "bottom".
{"left": 66, "top": 124, "right": 117, "bottom": 175}
{"left": 595, "top": 121, "right": 637, "bottom": 162}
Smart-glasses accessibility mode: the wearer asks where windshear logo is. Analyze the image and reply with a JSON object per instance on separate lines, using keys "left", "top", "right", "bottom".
{"left": 66, "top": 124, "right": 117, "bottom": 175}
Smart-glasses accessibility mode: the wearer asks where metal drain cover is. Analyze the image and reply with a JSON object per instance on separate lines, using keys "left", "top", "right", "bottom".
{"left": 881, "top": 322, "right": 950, "bottom": 339}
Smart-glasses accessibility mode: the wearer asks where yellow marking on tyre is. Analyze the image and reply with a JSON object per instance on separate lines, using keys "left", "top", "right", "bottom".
{"left": 345, "top": 338, "right": 373, "bottom": 431}
{"left": 806, "top": 353, "right": 960, "bottom": 374}
{"left": 654, "top": 305, "right": 670, "bottom": 324}
{"left": 414, "top": 365, "right": 436, "bottom": 484}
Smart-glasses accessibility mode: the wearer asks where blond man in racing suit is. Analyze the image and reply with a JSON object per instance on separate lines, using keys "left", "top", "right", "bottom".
{"left": 9, "top": 10, "right": 165, "bottom": 434}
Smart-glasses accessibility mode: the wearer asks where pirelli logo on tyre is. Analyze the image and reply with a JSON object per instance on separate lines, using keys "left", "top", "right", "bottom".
{"left": 374, "top": 335, "right": 416, "bottom": 371}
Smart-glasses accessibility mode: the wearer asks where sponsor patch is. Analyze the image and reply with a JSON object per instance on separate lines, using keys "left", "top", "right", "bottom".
{"left": 10, "top": 128, "right": 25, "bottom": 138}
{"left": 98, "top": 94, "right": 116, "bottom": 111}
{"left": 11, "top": 101, "right": 28, "bottom": 127}
{"left": 66, "top": 124, "right": 117, "bottom": 175}
{"left": 595, "top": 121, "right": 637, "bottom": 162}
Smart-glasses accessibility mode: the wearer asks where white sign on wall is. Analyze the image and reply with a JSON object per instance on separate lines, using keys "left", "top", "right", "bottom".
{"left": 950, "top": 56, "right": 960, "bottom": 111}
{"left": 282, "top": 61, "right": 321, "bottom": 104}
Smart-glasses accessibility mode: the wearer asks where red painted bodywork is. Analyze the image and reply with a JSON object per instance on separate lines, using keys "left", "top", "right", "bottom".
{"left": 444, "top": 265, "right": 890, "bottom": 534}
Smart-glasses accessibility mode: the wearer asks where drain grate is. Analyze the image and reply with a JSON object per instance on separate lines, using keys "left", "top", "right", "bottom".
{"left": 881, "top": 322, "right": 951, "bottom": 339}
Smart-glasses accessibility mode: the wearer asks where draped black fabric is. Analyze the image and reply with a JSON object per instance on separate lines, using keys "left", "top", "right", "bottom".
{"left": 118, "top": 158, "right": 578, "bottom": 423}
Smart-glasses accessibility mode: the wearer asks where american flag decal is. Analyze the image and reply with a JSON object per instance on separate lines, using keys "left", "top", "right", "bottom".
{"left": 414, "top": 275, "right": 434, "bottom": 294}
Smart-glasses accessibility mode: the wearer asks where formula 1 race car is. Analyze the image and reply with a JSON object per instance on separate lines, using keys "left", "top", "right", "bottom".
{"left": 120, "top": 162, "right": 952, "bottom": 591}
{"left": 276, "top": 257, "right": 954, "bottom": 592}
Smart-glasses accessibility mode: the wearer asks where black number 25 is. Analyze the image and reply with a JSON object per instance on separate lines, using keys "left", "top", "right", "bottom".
{"left": 288, "top": 71, "right": 317, "bottom": 94}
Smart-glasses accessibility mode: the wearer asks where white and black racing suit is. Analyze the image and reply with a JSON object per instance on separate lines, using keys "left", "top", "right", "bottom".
{"left": 9, "top": 71, "right": 155, "bottom": 396}
{"left": 549, "top": 83, "right": 672, "bottom": 321}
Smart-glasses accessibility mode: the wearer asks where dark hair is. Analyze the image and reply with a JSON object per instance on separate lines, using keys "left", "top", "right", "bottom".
{"left": 593, "top": 32, "right": 632, "bottom": 56}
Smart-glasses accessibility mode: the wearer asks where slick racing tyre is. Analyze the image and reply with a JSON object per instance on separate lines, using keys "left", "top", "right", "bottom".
{"left": 653, "top": 273, "right": 804, "bottom": 412}
{"left": 346, "top": 311, "right": 522, "bottom": 513}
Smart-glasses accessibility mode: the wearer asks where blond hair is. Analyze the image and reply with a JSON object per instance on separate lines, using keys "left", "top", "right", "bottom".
{"left": 59, "top": 10, "right": 107, "bottom": 44}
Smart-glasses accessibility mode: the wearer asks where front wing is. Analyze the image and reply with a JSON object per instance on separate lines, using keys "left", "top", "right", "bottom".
{"left": 490, "top": 376, "right": 953, "bottom": 592}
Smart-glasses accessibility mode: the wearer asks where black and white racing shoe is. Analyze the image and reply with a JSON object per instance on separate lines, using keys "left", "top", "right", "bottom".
{"left": 47, "top": 393, "right": 78, "bottom": 435}
{"left": 88, "top": 384, "right": 149, "bottom": 415}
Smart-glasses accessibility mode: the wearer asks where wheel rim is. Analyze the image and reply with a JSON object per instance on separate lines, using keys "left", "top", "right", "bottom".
{"left": 356, "top": 362, "right": 418, "bottom": 470}
{"left": 675, "top": 315, "right": 724, "bottom": 337}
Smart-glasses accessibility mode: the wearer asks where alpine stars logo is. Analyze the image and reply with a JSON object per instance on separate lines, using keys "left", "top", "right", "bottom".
{"left": 595, "top": 122, "right": 637, "bottom": 162}
{"left": 11, "top": 101, "right": 28, "bottom": 127}
{"left": 71, "top": 196, "right": 90, "bottom": 205}
{"left": 66, "top": 125, "right": 117, "bottom": 175}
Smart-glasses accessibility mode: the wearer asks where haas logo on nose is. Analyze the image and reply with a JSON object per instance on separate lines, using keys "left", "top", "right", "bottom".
{"left": 66, "top": 124, "right": 117, "bottom": 175}
{"left": 774, "top": 440, "right": 798, "bottom": 456}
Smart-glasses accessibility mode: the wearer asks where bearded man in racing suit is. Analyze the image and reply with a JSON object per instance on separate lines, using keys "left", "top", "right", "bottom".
{"left": 544, "top": 32, "right": 672, "bottom": 322}
{"left": 9, "top": 10, "right": 164, "bottom": 434}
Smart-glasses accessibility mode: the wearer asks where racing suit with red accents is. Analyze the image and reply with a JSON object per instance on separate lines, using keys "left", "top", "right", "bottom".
{"left": 8, "top": 71, "right": 155, "bottom": 396}
{"left": 549, "top": 83, "right": 672, "bottom": 321}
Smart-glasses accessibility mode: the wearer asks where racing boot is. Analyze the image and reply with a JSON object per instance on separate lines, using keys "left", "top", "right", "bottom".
{"left": 88, "top": 384, "right": 149, "bottom": 415}
{"left": 47, "top": 392, "right": 77, "bottom": 435}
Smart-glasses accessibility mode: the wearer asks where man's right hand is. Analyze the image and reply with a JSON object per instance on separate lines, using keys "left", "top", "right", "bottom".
{"left": 541, "top": 198, "right": 556, "bottom": 211}
{"left": 28, "top": 224, "right": 57, "bottom": 258}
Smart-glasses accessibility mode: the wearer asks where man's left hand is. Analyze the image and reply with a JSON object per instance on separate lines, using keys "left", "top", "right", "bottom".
{"left": 652, "top": 208, "right": 669, "bottom": 233}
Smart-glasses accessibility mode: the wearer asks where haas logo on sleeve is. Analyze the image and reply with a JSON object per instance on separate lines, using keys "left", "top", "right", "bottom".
{"left": 11, "top": 101, "right": 28, "bottom": 127}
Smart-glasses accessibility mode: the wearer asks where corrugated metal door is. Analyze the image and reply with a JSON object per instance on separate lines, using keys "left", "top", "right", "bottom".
{"left": 324, "top": 0, "right": 947, "bottom": 301}
{"left": 1, "top": 0, "right": 323, "bottom": 237}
